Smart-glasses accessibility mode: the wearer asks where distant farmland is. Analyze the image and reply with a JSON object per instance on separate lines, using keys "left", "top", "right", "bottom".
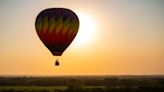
{"left": 0, "top": 75, "right": 164, "bottom": 92}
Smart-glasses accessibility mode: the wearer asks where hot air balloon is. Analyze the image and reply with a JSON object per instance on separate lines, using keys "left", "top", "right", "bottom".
{"left": 35, "top": 8, "right": 79, "bottom": 66}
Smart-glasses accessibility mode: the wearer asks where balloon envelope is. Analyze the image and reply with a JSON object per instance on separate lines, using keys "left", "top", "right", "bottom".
{"left": 35, "top": 8, "right": 79, "bottom": 56}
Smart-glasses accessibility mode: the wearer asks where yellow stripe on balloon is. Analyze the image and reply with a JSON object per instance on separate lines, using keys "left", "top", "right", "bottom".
{"left": 43, "top": 16, "right": 48, "bottom": 33}
{"left": 72, "top": 21, "right": 79, "bottom": 35}
{"left": 36, "top": 17, "right": 42, "bottom": 32}
{"left": 75, "top": 21, "right": 79, "bottom": 31}
{"left": 49, "top": 16, "right": 55, "bottom": 33}
{"left": 68, "top": 19, "right": 76, "bottom": 35}
{"left": 55, "top": 16, "right": 63, "bottom": 34}
{"left": 69, "top": 20, "right": 79, "bottom": 34}
{"left": 62, "top": 17, "right": 70, "bottom": 34}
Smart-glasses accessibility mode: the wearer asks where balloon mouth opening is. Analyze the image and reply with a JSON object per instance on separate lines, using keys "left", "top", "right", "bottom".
{"left": 52, "top": 52, "right": 62, "bottom": 56}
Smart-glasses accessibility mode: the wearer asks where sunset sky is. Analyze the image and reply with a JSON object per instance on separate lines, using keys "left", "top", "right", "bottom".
{"left": 0, "top": 0, "right": 164, "bottom": 76}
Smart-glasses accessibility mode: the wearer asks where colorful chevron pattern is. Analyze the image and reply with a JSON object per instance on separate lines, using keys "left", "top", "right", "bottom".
{"left": 35, "top": 8, "right": 79, "bottom": 56}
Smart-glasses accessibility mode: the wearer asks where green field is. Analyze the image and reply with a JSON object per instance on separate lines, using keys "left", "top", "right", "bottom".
{"left": 0, "top": 76, "right": 164, "bottom": 92}
{"left": 0, "top": 86, "right": 108, "bottom": 92}
{"left": 0, "top": 86, "right": 66, "bottom": 92}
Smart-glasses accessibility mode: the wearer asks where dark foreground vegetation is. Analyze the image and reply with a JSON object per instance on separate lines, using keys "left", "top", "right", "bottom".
{"left": 0, "top": 75, "right": 164, "bottom": 92}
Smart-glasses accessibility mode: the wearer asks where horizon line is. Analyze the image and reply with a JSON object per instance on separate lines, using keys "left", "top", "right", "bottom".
{"left": 0, "top": 74, "right": 164, "bottom": 77}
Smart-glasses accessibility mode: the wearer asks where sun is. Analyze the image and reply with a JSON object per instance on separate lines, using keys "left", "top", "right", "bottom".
{"left": 71, "top": 13, "right": 97, "bottom": 48}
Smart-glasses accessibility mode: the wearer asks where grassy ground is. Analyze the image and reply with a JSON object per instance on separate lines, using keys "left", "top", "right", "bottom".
{"left": 0, "top": 76, "right": 163, "bottom": 92}
{"left": 0, "top": 86, "right": 67, "bottom": 92}
{"left": 0, "top": 86, "right": 106, "bottom": 92}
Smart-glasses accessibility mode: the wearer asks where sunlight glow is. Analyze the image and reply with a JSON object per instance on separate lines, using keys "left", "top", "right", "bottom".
{"left": 72, "top": 13, "right": 97, "bottom": 48}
